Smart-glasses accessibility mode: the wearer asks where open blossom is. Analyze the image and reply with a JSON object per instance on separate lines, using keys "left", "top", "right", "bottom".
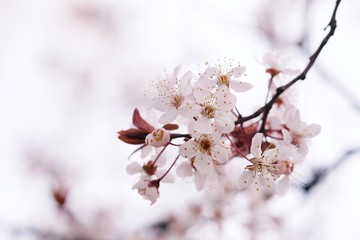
{"left": 132, "top": 178, "right": 160, "bottom": 205}
{"left": 127, "top": 153, "right": 174, "bottom": 204}
{"left": 145, "top": 128, "right": 170, "bottom": 147}
{"left": 282, "top": 106, "right": 321, "bottom": 158}
{"left": 238, "top": 133, "right": 293, "bottom": 192}
{"left": 150, "top": 65, "right": 193, "bottom": 124}
{"left": 262, "top": 51, "right": 299, "bottom": 77}
{"left": 197, "top": 64, "right": 253, "bottom": 93}
{"left": 182, "top": 87, "right": 236, "bottom": 134}
{"left": 179, "top": 129, "right": 230, "bottom": 176}
{"left": 118, "top": 55, "right": 322, "bottom": 203}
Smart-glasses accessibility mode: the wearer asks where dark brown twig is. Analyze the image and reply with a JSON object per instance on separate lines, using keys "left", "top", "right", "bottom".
{"left": 235, "top": 0, "right": 341, "bottom": 127}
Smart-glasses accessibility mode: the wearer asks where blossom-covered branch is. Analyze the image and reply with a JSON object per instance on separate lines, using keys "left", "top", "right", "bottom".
{"left": 118, "top": 0, "right": 341, "bottom": 204}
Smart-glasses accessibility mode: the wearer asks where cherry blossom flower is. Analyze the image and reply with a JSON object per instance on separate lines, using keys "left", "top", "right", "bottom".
{"left": 197, "top": 64, "right": 253, "bottom": 93}
{"left": 179, "top": 129, "right": 230, "bottom": 176}
{"left": 132, "top": 178, "right": 160, "bottom": 205}
{"left": 238, "top": 133, "right": 290, "bottom": 192}
{"left": 127, "top": 152, "right": 174, "bottom": 204}
{"left": 150, "top": 65, "right": 193, "bottom": 124}
{"left": 261, "top": 51, "right": 299, "bottom": 77}
{"left": 281, "top": 106, "right": 321, "bottom": 158}
{"left": 145, "top": 128, "right": 171, "bottom": 147}
{"left": 182, "top": 87, "right": 237, "bottom": 134}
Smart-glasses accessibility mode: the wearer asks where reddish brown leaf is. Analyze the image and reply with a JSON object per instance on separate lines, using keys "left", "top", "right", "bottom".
{"left": 118, "top": 128, "right": 148, "bottom": 144}
{"left": 132, "top": 108, "right": 154, "bottom": 133}
{"left": 162, "top": 123, "right": 179, "bottom": 131}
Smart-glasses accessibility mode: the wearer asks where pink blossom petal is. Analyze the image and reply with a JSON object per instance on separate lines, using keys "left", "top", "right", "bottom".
{"left": 126, "top": 162, "right": 142, "bottom": 174}
{"left": 168, "top": 65, "right": 181, "bottom": 85}
{"left": 179, "top": 104, "right": 202, "bottom": 119}
{"left": 194, "top": 172, "right": 205, "bottom": 191}
{"left": 211, "top": 145, "right": 229, "bottom": 164}
{"left": 263, "top": 148, "right": 280, "bottom": 162}
{"left": 282, "top": 68, "right": 300, "bottom": 76}
{"left": 297, "top": 142, "right": 309, "bottom": 156}
{"left": 194, "top": 86, "right": 213, "bottom": 105}
{"left": 263, "top": 52, "right": 278, "bottom": 68}
{"left": 259, "top": 170, "right": 276, "bottom": 189}
{"left": 141, "top": 145, "right": 152, "bottom": 158}
{"left": 156, "top": 170, "right": 175, "bottom": 183}
{"left": 146, "top": 186, "right": 160, "bottom": 205}
{"left": 230, "top": 66, "right": 246, "bottom": 77}
{"left": 179, "top": 140, "right": 197, "bottom": 159}
{"left": 195, "top": 79, "right": 216, "bottom": 92}
{"left": 176, "top": 161, "right": 193, "bottom": 177}
{"left": 179, "top": 71, "right": 193, "bottom": 92}
{"left": 250, "top": 133, "right": 263, "bottom": 158}
{"left": 203, "top": 67, "right": 221, "bottom": 78}
{"left": 159, "top": 107, "right": 178, "bottom": 124}
{"left": 276, "top": 176, "right": 290, "bottom": 196}
{"left": 304, "top": 124, "right": 321, "bottom": 137}
{"left": 215, "top": 117, "right": 234, "bottom": 134}
{"left": 193, "top": 116, "right": 213, "bottom": 134}
{"left": 152, "top": 100, "right": 170, "bottom": 112}
{"left": 215, "top": 91, "right": 236, "bottom": 110}
{"left": 238, "top": 170, "right": 255, "bottom": 189}
{"left": 281, "top": 129, "right": 292, "bottom": 145}
{"left": 230, "top": 81, "right": 253, "bottom": 92}
{"left": 194, "top": 154, "right": 211, "bottom": 175}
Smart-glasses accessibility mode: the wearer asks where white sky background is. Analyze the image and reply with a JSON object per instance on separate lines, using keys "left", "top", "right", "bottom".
{"left": 0, "top": 0, "right": 359, "bottom": 239}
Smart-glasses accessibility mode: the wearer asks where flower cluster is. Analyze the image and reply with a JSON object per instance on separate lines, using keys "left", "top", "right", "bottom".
{"left": 118, "top": 54, "right": 320, "bottom": 204}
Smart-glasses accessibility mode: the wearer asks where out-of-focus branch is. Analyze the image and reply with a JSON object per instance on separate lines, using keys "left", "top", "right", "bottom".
{"left": 303, "top": 146, "right": 360, "bottom": 192}
{"left": 235, "top": 0, "right": 342, "bottom": 126}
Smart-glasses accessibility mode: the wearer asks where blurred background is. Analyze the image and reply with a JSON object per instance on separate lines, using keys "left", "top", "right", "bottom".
{"left": 0, "top": 0, "right": 359, "bottom": 239}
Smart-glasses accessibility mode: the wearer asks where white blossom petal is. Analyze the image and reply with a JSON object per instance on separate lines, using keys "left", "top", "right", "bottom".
{"left": 304, "top": 124, "right": 321, "bottom": 137}
{"left": 276, "top": 176, "right": 290, "bottom": 196}
{"left": 156, "top": 169, "right": 175, "bottom": 183}
{"left": 141, "top": 145, "right": 153, "bottom": 158}
{"left": 230, "top": 66, "right": 246, "bottom": 77}
{"left": 282, "top": 129, "right": 292, "bottom": 144}
{"left": 259, "top": 169, "right": 276, "bottom": 189}
{"left": 126, "top": 162, "right": 142, "bottom": 174}
{"left": 176, "top": 161, "right": 193, "bottom": 177}
{"left": 193, "top": 116, "right": 213, "bottom": 134}
{"left": 194, "top": 154, "right": 211, "bottom": 175}
{"left": 250, "top": 133, "right": 263, "bottom": 158}
{"left": 230, "top": 81, "right": 253, "bottom": 92}
{"left": 146, "top": 186, "right": 160, "bottom": 205}
{"left": 211, "top": 145, "right": 229, "bottom": 164}
{"left": 159, "top": 107, "right": 178, "bottom": 124}
{"left": 238, "top": 170, "right": 255, "bottom": 189}
{"left": 179, "top": 104, "right": 202, "bottom": 119}
{"left": 179, "top": 140, "right": 197, "bottom": 159}
{"left": 194, "top": 172, "right": 205, "bottom": 191}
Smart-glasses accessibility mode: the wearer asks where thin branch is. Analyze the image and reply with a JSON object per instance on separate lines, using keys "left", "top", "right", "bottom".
{"left": 303, "top": 146, "right": 360, "bottom": 192}
{"left": 235, "top": 0, "right": 341, "bottom": 126}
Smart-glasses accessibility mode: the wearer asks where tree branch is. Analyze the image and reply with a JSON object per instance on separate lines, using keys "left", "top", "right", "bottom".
{"left": 235, "top": 0, "right": 341, "bottom": 126}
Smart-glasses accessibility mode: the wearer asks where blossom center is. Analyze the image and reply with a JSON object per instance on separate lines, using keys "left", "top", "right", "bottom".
{"left": 143, "top": 161, "right": 157, "bottom": 176}
{"left": 291, "top": 132, "right": 302, "bottom": 146}
{"left": 201, "top": 104, "right": 216, "bottom": 119}
{"left": 217, "top": 74, "right": 230, "bottom": 86}
{"left": 266, "top": 68, "right": 280, "bottom": 76}
{"left": 198, "top": 138, "right": 213, "bottom": 155}
{"left": 171, "top": 94, "right": 184, "bottom": 109}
